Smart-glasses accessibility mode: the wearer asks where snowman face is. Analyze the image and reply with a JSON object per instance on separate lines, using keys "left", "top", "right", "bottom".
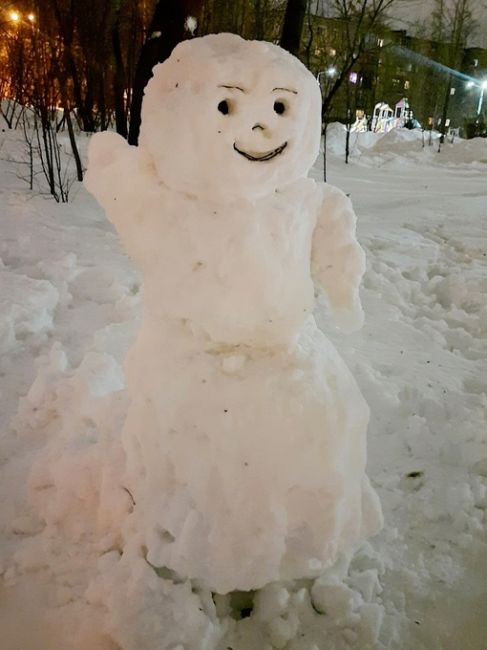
{"left": 140, "top": 35, "right": 321, "bottom": 201}
{"left": 218, "top": 83, "right": 294, "bottom": 162}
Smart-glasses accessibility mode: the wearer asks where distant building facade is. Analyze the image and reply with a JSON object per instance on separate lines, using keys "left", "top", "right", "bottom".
{"left": 303, "top": 10, "right": 487, "bottom": 134}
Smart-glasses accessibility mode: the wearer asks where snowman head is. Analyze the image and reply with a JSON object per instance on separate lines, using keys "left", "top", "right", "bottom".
{"left": 140, "top": 34, "right": 322, "bottom": 202}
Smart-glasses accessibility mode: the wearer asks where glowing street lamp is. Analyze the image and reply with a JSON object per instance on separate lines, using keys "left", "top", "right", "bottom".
{"left": 9, "top": 10, "right": 20, "bottom": 23}
{"left": 317, "top": 68, "right": 337, "bottom": 86}
{"left": 27, "top": 13, "right": 35, "bottom": 23}
{"left": 478, "top": 80, "right": 487, "bottom": 116}
{"left": 465, "top": 79, "right": 487, "bottom": 116}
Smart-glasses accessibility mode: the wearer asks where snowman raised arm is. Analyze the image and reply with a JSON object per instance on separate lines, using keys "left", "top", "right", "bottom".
{"left": 85, "top": 132, "right": 162, "bottom": 266}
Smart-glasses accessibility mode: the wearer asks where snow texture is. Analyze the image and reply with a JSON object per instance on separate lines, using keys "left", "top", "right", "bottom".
{"left": 1, "top": 119, "right": 487, "bottom": 650}
{"left": 85, "top": 33, "right": 382, "bottom": 594}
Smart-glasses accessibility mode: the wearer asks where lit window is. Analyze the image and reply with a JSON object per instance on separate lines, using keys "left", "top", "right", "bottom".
{"left": 404, "top": 80, "right": 410, "bottom": 90}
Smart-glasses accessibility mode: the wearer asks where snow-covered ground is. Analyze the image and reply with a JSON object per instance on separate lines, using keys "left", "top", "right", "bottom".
{"left": 0, "top": 126, "right": 486, "bottom": 649}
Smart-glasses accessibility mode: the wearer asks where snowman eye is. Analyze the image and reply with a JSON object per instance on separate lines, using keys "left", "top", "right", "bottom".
{"left": 218, "top": 100, "right": 231, "bottom": 115}
{"left": 273, "top": 101, "right": 286, "bottom": 115}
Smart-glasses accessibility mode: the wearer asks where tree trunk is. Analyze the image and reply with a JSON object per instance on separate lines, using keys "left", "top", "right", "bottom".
{"left": 254, "top": 0, "right": 264, "bottom": 40}
{"left": 128, "top": 0, "right": 204, "bottom": 146}
{"left": 322, "top": 121, "right": 328, "bottom": 182}
{"left": 321, "top": 56, "right": 358, "bottom": 121}
{"left": 438, "top": 76, "right": 452, "bottom": 150}
{"left": 52, "top": 0, "right": 97, "bottom": 133}
{"left": 64, "top": 107, "right": 83, "bottom": 181}
{"left": 280, "top": 0, "right": 307, "bottom": 56}
{"left": 112, "top": 4, "right": 128, "bottom": 139}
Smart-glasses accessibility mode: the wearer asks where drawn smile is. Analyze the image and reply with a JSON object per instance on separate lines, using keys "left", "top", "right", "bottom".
{"left": 233, "top": 141, "right": 288, "bottom": 162}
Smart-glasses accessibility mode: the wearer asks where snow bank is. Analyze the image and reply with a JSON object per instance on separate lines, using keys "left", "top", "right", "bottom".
{"left": 355, "top": 127, "right": 487, "bottom": 168}
{"left": 325, "top": 122, "right": 383, "bottom": 157}
{"left": 433, "top": 135, "right": 487, "bottom": 165}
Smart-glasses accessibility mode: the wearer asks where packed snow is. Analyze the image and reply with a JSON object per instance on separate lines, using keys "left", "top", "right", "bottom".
{"left": 85, "top": 34, "right": 382, "bottom": 595}
{"left": 1, "top": 53, "right": 487, "bottom": 650}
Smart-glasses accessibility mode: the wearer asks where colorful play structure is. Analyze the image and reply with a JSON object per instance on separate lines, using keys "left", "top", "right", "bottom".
{"left": 352, "top": 98, "right": 418, "bottom": 132}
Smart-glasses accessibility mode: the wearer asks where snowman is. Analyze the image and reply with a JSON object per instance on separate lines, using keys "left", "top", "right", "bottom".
{"left": 85, "top": 33, "right": 382, "bottom": 595}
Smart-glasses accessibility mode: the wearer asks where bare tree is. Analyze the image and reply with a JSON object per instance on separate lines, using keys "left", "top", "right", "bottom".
{"left": 310, "top": 1, "right": 401, "bottom": 177}
{"left": 112, "top": 0, "right": 128, "bottom": 138}
{"left": 199, "top": 0, "right": 285, "bottom": 41}
{"left": 319, "top": 0, "right": 399, "bottom": 118}
{"left": 0, "top": 15, "right": 29, "bottom": 128}
{"left": 20, "top": 31, "right": 76, "bottom": 202}
{"left": 432, "top": 0, "right": 476, "bottom": 148}
{"left": 7, "top": 110, "right": 37, "bottom": 191}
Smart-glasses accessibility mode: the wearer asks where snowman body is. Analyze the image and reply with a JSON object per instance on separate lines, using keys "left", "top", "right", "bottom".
{"left": 86, "top": 34, "right": 382, "bottom": 594}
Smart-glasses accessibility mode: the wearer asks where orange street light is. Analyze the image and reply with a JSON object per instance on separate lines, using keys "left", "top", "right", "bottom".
{"left": 9, "top": 10, "right": 20, "bottom": 23}
{"left": 27, "top": 13, "right": 35, "bottom": 22}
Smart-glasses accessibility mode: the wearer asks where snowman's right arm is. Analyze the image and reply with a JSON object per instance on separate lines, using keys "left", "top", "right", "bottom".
{"left": 86, "top": 132, "right": 136, "bottom": 213}
{"left": 85, "top": 132, "right": 158, "bottom": 257}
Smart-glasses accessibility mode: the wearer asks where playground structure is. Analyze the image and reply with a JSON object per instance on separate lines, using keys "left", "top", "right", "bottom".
{"left": 352, "top": 98, "right": 418, "bottom": 132}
